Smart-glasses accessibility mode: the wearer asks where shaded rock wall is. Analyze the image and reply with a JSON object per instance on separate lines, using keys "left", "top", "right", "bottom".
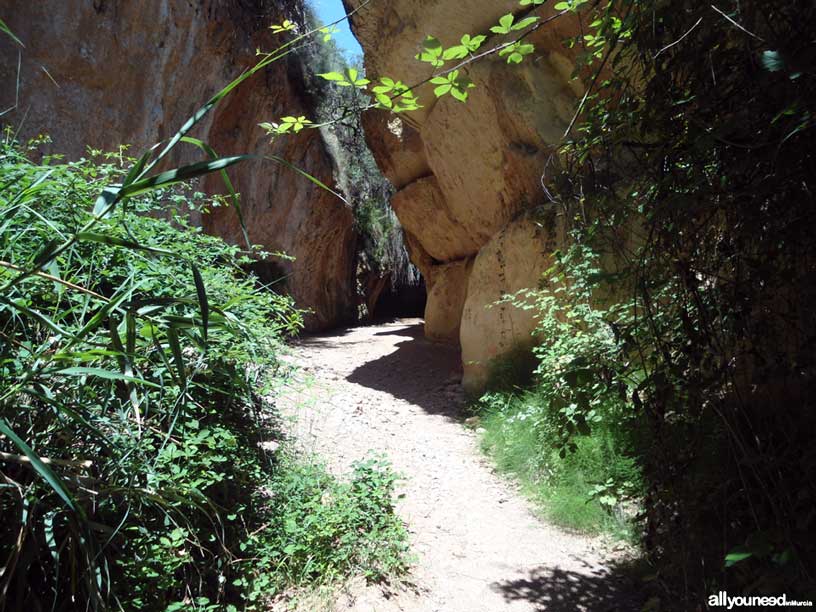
{"left": 0, "top": 0, "right": 356, "bottom": 330}
{"left": 345, "top": 0, "right": 581, "bottom": 390}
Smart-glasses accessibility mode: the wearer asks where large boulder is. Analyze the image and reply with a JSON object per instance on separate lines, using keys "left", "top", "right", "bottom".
{"left": 391, "top": 176, "right": 481, "bottom": 262}
{"left": 460, "top": 213, "right": 567, "bottom": 393}
{"left": 346, "top": 0, "right": 582, "bottom": 389}
{"left": 360, "top": 109, "right": 430, "bottom": 190}
{"left": 421, "top": 57, "right": 576, "bottom": 248}
{"left": 425, "top": 258, "right": 473, "bottom": 344}
{"left": 0, "top": 0, "right": 356, "bottom": 330}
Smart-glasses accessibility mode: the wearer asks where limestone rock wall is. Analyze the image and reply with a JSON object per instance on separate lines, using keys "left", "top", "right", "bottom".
{"left": 424, "top": 258, "right": 472, "bottom": 345}
{"left": 345, "top": 0, "right": 581, "bottom": 390}
{"left": 460, "top": 213, "right": 567, "bottom": 392}
{"left": 0, "top": 0, "right": 356, "bottom": 330}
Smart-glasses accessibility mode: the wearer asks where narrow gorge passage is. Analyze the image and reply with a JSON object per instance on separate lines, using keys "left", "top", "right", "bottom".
{"left": 281, "top": 319, "right": 639, "bottom": 612}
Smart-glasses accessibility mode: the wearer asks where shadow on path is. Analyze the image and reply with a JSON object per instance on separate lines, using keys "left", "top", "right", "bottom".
{"left": 491, "top": 559, "right": 647, "bottom": 612}
{"left": 345, "top": 322, "right": 464, "bottom": 417}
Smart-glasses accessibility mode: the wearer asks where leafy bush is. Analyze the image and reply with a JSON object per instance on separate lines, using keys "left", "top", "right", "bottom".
{"left": 442, "top": 0, "right": 816, "bottom": 600}
{"left": 240, "top": 455, "right": 409, "bottom": 597}
{"left": 476, "top": 243, "right": 642, "bottom": 536}
{"left": 545, "top": 0, "right": 816, "bottom": 601}
{"left": 0, "top": 137, "right": 407, "bottom": 610}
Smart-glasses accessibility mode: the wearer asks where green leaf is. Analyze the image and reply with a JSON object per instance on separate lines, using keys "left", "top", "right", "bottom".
{"left": 0, "top": 419, "right": 79, "bottom": 514}
{"left": 56, "top": 367, "right": 162, "bottom": 389}
{"left": 598, "top": 494, "right": 617, "bottom": 507}
{"left": 430, "top": 70, "right": 475, "bottom": 101}
{"left": 0, "top": 18, "right": 23, "bottom": 46}
{"left": 499, "top": 42, "right": 535, "bottom": 64}
{"left": 491, "top": 14, "right": 515, "bottom": 35}
{"left": 93, "top": 186, "right": 120, "bottom": 218}
{"left": 450, "top": 87, "right": 468, "bottom": 102}
{"left": 264, "top": 155, "right": 348, "bottom": 205}
{"left": 416, "top": 36, "right": 445, "bottom": 67}
{"left": 121, "top": 156, "right": 251, "bottom": 198}
{"left": 191, "top": 264, "right": 209, "bottom": 344}
{"left": 443, "top": 45, "right": 468, "bottom": 60}
{"left": 512, "top": 16, "right": 540, "bottom": 31}
{"left": 126, "top": 312, "right": 137, "bottom": 354}
{"left": 277, "top": 116, "right": 314, "bottom": 133}
{"left": 109, "top": 316, "right": 141, "bottom": 421}
{"left": 180, "top": 136, "right": 250, "bottom": 249}
{"left": 724, "top": 546, "right": 754, "bottom": 567}
{"left": 166, "top": 327, "right": 187, "bottom": 388}
{"left": 462, "top": 34, "right": 486, "bottom": 51}
{"left": 345, "top": 68, "right": 370, "bottom": 88}
{"left": 421, "top": 36, "right": 442, "bottom": 51}
{"left": 318, "top": 25, "right": 338, "bottom": 42}
{"left": 77, "top": 232, "right": 174, "bottom": 255}
{"left": 270, "top": 20, "right": 297, "bottom": 34}
{"left": 375, "top": 93, "right": 393, "bottom": 108}
{"left": 318, "top": 71, "right": 349, "bottom": 83}
{"left": 122, "top": 149, "right": 152, "bottom": 188}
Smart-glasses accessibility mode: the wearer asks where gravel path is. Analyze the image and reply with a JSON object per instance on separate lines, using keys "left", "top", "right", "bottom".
{"left": 279, "top": 319, "right": 640, "bottom": 612}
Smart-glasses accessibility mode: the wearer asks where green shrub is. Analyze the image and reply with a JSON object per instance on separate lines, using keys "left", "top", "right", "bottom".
{"left": 473, "top": 242, "right": 643, "bottom": 537}
{"left": 478, "top": 388, "right": 640, "bottom": 538}
{"left": 547, "top": 0, "right": 816, "bottom": 600}
{"left": 0, "top": 138, "right": 407, "bottom": 610}
{"left": 239, "top": 455, "right": 409, "bottom": 599}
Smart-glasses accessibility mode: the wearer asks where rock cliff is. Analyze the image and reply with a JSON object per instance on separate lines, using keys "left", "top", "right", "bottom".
{"left": 345, "top": 0, "right": 581, "bottom": 390}
{"left": 0, "top": 0, "right": 356, "bottom": 330}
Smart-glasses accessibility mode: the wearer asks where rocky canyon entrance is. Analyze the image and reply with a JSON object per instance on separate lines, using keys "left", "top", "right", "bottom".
{"left": 280, "top": 319, "right": 639, "bottom": 612}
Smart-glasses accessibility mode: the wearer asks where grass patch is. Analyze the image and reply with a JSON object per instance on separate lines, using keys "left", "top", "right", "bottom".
{"left": 257, "top": 454, "right": 410, "bottom": 587}
{"left": 477, "top": 390, "right": 640, "bottom": 539}
{"left": 234, "top": 452, "right": 410, "bottom": 608}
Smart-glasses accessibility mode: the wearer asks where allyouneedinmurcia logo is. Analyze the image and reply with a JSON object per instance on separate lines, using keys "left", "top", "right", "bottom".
{"left": 708, "top": 592, "right": 813, "bottom": 609}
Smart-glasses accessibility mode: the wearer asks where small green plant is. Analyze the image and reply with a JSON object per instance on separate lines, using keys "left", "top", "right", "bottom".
{"left": 239, "top": 454, "right": 409, "bottom": 602}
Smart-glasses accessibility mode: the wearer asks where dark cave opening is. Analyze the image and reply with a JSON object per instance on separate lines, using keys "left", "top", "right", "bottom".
{"left": 368, "top": 277, "right": 427, "bottom": 321}
{"left": 244, "top": 259, "right": 289, "bottom": 293}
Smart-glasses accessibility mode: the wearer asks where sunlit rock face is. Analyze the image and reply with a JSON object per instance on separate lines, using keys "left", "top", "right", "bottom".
{"left": 460, "top": 213, "right": 567, "bottom": 394}
{"left": 424, "top": 258, "right": 473, "bottom": 345}
{"left": 345, "top": 0, "right": 581, "bottom": 390}
{"left": 0, "top": 0, "right": 356, "bottom": 330}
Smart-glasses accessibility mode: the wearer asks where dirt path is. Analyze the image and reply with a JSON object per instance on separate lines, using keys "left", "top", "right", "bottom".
{"left": 279, "top": 319, "right": 639, "bottom": 612}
